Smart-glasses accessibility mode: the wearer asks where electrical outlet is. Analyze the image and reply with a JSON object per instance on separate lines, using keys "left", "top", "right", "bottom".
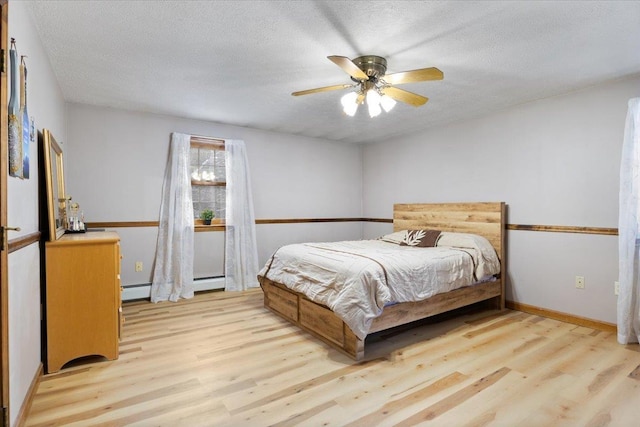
{"left": 575, "top": 276, "right": 585, "bottom": 289}
{"left": 615, "top": 281, "right": 620, "bottom": 296}
{"left": 135, "top": 261, "right": 143, "bottom": 272}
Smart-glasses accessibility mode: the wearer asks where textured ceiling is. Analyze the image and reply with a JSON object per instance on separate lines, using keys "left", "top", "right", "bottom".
{"left": 26, "top": 1, "right": 640, "bottom": 144}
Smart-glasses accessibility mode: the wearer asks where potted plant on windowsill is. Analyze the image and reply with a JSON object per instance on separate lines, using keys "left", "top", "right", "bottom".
{"left": 200, "top": 209, "right": 215, "bottom": 225}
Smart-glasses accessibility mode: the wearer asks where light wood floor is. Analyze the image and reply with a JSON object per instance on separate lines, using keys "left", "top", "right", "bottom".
{"left": 26, "top": 289, "right": 640, "bottom": 426}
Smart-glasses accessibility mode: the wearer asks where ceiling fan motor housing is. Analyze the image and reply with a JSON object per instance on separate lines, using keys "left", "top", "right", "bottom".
{"left": 352, "top": 55, "right": 387, "bottom": 82}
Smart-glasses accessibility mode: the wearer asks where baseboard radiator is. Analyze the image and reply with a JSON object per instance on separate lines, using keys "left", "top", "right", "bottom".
{"left": 122, "top": 277, "right": 225, "bottom": 301}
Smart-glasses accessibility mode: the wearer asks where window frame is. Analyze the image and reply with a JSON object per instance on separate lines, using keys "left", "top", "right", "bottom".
{"left": 190, "top": 136, "right": 226, "bottom": 230}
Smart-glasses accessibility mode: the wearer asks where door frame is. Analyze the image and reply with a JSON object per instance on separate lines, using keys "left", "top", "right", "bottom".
{"left": 1, "top": 1, "right": 10, "bottom": 425}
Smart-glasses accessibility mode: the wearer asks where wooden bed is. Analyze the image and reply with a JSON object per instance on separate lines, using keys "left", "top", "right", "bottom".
{"left": 258, "top": 202, "right": 506, "bottom": 360}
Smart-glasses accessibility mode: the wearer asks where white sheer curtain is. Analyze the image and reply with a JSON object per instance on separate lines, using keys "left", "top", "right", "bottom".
{"left": 151, "top": 132, "right": 195, "bottom": 302}
{"left": 618, "top": 98, "right": 640, "bottom": 344}
{"left": 224, "top": 139, "right": 259, "bottom": 291}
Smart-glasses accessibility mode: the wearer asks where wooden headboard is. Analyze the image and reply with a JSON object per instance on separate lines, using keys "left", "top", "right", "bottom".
{"left": 393, "top": 202, "right": 506, "bottom": 266}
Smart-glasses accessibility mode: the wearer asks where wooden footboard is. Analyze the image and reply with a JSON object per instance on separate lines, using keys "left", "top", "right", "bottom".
{"left": 368, "top": 280, "right": 501, "bottom": 334}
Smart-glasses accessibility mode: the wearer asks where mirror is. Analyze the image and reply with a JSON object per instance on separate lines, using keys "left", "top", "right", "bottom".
{"left": 43, "top": 129, "right": 67, "bottom": 241}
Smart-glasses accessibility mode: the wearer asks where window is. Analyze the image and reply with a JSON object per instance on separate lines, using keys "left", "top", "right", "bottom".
{"left": 190, "top": 137, "right": 225, "bottom": 221}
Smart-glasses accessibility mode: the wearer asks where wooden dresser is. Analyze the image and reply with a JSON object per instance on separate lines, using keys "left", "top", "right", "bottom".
{"left": 45, "top": 231, "right": 122, "bottom": 373}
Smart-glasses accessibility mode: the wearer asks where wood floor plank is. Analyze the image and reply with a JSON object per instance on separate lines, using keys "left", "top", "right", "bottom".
{"left": 27, "top": 379, "right": 201, "bottom": 427}
{"left": 344, "top": 371, "right": 468, "bottom": 426}
{"left": 25, "top": 290, "right": 640, "bottom": 426}
{"left": 628, "top": 363, "right": 640, "bottom": 380}
{"left": 270, "top": 400, "right": 338, "bottom": 427}
{"left": 459, "top": 365, "right": 576, "bottom": 425}
{"left": 228, "top": 358, "right": 385, "bottom": 415}
{"left": 228, "top": 373, "right": 373, "bottom": 426}
{"left": 393, "top": 367, "right": 512, "bottom": 426}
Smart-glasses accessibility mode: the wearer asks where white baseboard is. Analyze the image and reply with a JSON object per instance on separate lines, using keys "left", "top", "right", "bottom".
{"left": 122, "top": 277, "right": 226, "bottom": 301}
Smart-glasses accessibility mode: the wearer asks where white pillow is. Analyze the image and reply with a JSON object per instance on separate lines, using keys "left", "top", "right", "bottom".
{"left": 436, "top": 232, "right": 501, "bottom": 279}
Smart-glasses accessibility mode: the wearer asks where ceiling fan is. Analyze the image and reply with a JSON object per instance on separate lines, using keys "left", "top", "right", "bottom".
{"left": 292, "top": 55, "right": 443, "bottom": 117}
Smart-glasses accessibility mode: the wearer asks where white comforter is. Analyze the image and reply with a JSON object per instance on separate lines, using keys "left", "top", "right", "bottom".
{"left": 259, "top": 238, "right": 500, "bottom": 340}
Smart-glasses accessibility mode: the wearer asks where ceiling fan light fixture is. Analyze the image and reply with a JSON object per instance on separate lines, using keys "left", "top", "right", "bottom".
{"left": 341, "top": 91, "right": 357, "bottom": 107}
{"left": 366, "top": 89, "right": 382, "bottom": 118}
{"left": 341, "top": 91, "right": 359, "bottom": 116}
{"left": 380, "top": 94, "right": 397, "bottom": 113}
{"left": 367, "top": 102, "right": 381, "bottom": 118}
{"left": 343, "top": 102, "right": 358, "bottom": 117}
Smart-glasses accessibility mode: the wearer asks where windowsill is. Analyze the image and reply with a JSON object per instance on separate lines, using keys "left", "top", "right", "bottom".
{"left": 194, "top": 218, "right": 225, "bottom": 231}
{"left": 191, "top": 180, "right": 226, "bottom": 187}
{"left": 194, "top": 223, "right": 225, "bottom": 232}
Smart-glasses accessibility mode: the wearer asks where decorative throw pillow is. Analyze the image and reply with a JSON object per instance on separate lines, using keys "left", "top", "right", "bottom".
{"left": 400, "top": 229, "right": 441, "bottom": 247}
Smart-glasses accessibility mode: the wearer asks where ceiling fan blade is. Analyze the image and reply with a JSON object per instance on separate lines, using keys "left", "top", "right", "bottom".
{"left": 383, "top": 67, "right": 443, "bottom": 85}
{"left": 292, "top": 84, "right": 352, "bottom": 96}
{"left": 382, "top": 86, "right": 428, "bottom": 107}
{"left": 327, "top": 55, "right": 369, "bottom": 80}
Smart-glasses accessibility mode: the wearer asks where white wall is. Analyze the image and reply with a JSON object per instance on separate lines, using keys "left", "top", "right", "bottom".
{"left": 363, "top": 74, "right": 640, "bottom": 324}
{"left": 65, "top": 104, "right": 363, "bottom": 286}
{"left": 7, "top": 3, "right": 66, "bottom": 426}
